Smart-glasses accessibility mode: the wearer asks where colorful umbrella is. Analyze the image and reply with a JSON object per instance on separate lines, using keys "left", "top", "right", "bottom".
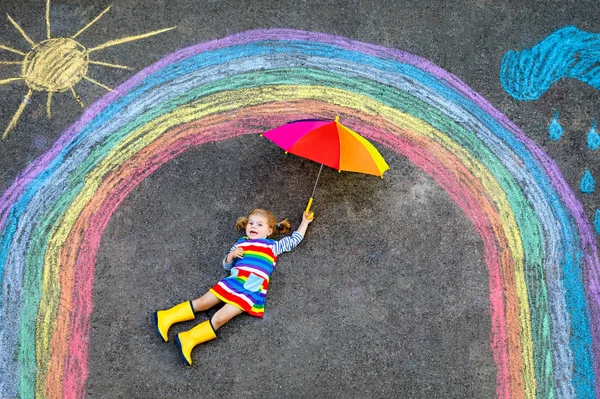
{"left": 262, "top": 116, "right": 390, "bottom": 215}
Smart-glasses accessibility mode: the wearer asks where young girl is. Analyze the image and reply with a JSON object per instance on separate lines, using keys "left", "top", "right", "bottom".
{"left": 155, "top": 208, "right": 313, "bottom": 365}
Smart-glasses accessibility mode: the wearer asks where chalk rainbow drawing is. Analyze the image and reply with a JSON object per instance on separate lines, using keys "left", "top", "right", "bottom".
{"left": 0, "top": 0, "right": 175, "bottom": 139}
{"left": 500, "top": 26, "right": 600, "bottom": 101}
{"left": 0, "top": 29, "right": 599, "bottom": 399}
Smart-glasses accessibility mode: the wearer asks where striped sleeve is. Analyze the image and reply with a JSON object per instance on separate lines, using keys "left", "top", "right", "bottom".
{"left": 272, "top": 231, "right": 304, "bottom": 256}
{"left": 222, "top": 243, "right": 239, "bottom": 270}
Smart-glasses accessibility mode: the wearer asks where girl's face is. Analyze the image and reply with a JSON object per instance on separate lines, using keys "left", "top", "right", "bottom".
{"left": 246, "top": 213, "right": 273, "bottom": 239}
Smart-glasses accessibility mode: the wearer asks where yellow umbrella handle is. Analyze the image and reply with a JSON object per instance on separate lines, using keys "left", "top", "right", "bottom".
{"left": 304, "top": 164, "right": 323, "bottom": 220}
{"left": 305, "top": 197, "right": 314, "bottom": 219}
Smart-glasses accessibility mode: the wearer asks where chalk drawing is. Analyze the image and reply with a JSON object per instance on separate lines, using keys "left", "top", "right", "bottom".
{"left": 581, "top": 169, "right": 595, "bottom": 194}
{"left": 0, "top": 0, "right": 175, "bottom": 139}
{"left": 500, "top": 26, "right": 600, "bottom": 101}
{"left": 548, "top": 111, "right": 563, "bottom": 141}
{"left": 588, "top": 120, "right": 600, "bottom": 150}
{"left": 0, "top": 29, "right": 599, "bottom": 399}
{"left": 595, "top": 210, "right": 600, "bottom": 235}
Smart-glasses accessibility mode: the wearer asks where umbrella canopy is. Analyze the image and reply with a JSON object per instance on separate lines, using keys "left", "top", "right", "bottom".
{"left": 262, "top": 117, "right": 390, "bottom": 176}
{"left": 262, "top": 117, "right": 390, "bottom": 215}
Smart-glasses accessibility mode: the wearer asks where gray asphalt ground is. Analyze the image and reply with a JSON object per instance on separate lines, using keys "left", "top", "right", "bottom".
{"left": 1, "top": 1, "right": 600, "bottom": 398}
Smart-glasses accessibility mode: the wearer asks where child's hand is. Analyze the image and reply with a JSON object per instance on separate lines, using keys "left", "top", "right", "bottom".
{"left": 227, "top": 248, "right": 244, "bottom": 263}
{"left": 232, "top": 248, "right": 244, "bottom": 258}
{"left": 296, "top": 211, "right": 313, "bottom": 237}
{"left": 303, "top": 211, "right": 314, "bottom": 223}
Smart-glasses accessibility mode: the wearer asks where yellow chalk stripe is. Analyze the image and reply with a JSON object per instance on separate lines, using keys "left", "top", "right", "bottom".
{"left": 89, "top": 60, "right": 131, "bottom": 70}
{"left": 71, "top": 6, "right": 112, "bottom": 39}
{"left": 70, "top": 87, "right": 84, "bottom": 108}
{"left": 87, "top": 26, "right": 176, "bottom": 53}
{"left": 6, "top": 13, "right": 35, "bottom": 47}
{"left": 3, "top": 88, "right": 31, "bottom": 140}
{"left": 47, "top": 92, "right": 52, "bottom": 118}
{"left": 83, "top": 75, "right": 112, "bottom": 92}
{"left": 0, "top": 77, "right": 23, "bottom": 85}
{"left": 0, "top": 43, "right": 27, "bottom": 55}
{"left": 36, "top": 85, "right": 532, "bottom": 398}
{"left": 45, "top": 0, "right": 51, "bottom": 39}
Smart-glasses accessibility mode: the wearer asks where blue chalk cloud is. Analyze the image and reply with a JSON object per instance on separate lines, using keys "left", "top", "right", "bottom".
{"left": 500, "top": 26, "right": 600, "bottom": 101}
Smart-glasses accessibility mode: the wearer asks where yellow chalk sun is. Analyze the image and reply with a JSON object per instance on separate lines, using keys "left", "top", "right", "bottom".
{"left": 0, "top": 0, "right": 175, "bottom": 139}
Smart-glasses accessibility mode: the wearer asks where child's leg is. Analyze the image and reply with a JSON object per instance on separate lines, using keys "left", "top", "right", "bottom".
{"left": 155, "top": 292, "right": 221, "bottom": 342}
{"left": 211, "top": 304, "right": 244, "bottom": 330}
{"left": 176, "top": 304, "right": 243, "bottom": 365}
{"left": 155, "top": 301, "right": 195, "bottom": 342}
{"left": 191, "top": 291, "right": 222, "bottom": 312}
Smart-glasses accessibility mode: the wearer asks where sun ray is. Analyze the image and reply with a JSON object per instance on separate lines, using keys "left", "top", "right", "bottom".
{"left": 70, "top": 87, "right": 84, "bottom": 108}
{"left": 3, "top": 88, "right": 32, "bottom": 139}
{"left": 46, "top": 0, "right": 51, "bottom": 39}
{"left": 0, "top": 77, "right": 23, "bottom": 85}
{"left": 0, "top": 43, "right": 27, "bottom": 56}
{"left": 6, "top": 14, "right": 36, "bottom": 47}
{"left": 0, "top": 61, "right": 23, "bottom": 65}
{"left": 83, "top": 75, "right": 113, "bottom": 92}
{"left": 47, "top": 92, "right": 52, "bottom": 118}
{"left": 72, "top": 6, "right": 112, "bottom": 39}
{"left": 87, "top": 26, "right": 176, "bottom": 53}
{"left": 89, "top": 60, "right": 131, "bottom": 70}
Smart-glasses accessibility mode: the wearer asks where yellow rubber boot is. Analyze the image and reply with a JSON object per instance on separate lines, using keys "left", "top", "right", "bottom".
{"left": 175, "top": 320, "right": 217, "bottom": 366}
{"left": 154, "top": 301, "right": 195, "bottom": 342}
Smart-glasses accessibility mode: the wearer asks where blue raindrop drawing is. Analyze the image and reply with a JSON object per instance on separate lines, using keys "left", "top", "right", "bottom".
{"left": 587, "top": 120, "right": 600, "bottom": 150}
{"left": 549, "top": 112, "right": 563, "bottom": 141}
{"left": 581, "top": 169, "right": 595, "bottom": 194}
{"left": 595, "top": 210, "right": 600, "bottom": 235}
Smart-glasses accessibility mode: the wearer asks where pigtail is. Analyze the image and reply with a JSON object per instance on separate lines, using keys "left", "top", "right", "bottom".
{"left": 275, "top": 218, "right": 291, "bottom": 235}
{"left": 236, "top": 216, "right": 248, "bottom": 231}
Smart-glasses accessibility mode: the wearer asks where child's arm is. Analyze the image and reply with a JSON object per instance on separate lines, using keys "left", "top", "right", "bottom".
{"left": 222, "top": 244, "right": 244, "bottom": 270}
{"left": 273, "top": 212, "right": 313, "bottom": 256}
{"left": 296, "top": 211, "right": 313, "bottom": 237}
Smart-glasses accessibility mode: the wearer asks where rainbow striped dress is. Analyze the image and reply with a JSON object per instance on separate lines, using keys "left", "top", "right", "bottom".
{"left": 210, "top": 232, "right": 303, "bottom": 317}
